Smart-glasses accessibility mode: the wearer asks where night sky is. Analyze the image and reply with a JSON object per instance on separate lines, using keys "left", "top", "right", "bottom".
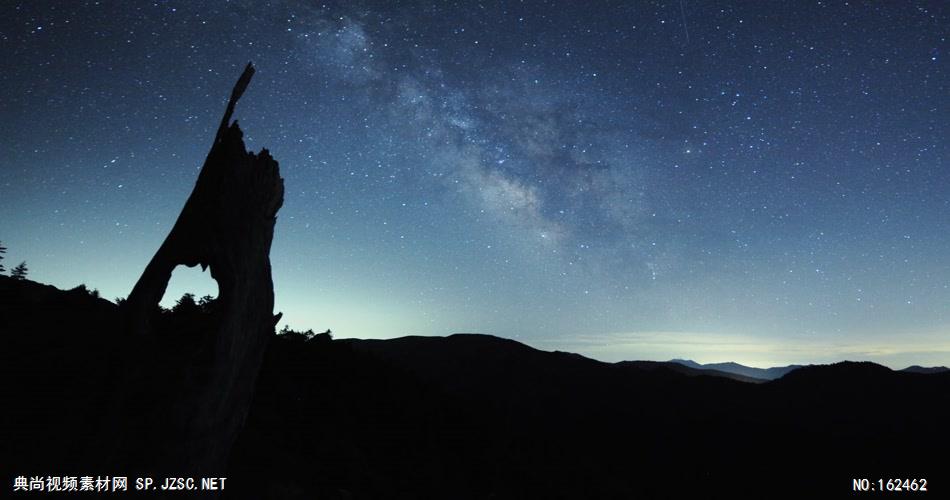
{"left": 2, "top": 1, "right": 947, "bottom": 368}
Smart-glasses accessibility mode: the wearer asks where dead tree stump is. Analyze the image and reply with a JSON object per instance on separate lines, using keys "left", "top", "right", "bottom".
{"left": 113, "top": 62, "right": 284, "bottom": 478}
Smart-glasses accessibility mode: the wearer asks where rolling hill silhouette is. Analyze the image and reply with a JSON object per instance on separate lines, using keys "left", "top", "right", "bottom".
{"left": 4, "top": 275, "right": 949, "bottom": 498}
{"left": 669, "top": 358, "right": 803, "bottom": 380}
{"left": 900, "top": 365, "right": 950, "bottom": 374}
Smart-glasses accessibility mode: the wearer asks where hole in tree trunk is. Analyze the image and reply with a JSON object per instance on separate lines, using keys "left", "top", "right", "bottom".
{"left": 159, "top": 264, "right": 219, "bottom": 310}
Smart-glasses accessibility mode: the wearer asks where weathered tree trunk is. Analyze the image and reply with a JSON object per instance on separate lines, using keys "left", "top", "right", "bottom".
{"left": 114, "top": 63, "right": 284, "bottom": 479}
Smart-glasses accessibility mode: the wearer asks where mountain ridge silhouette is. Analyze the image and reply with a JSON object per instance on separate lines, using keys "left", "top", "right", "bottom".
{"left": 669, "top": 358, "right": 804, "bottom": 380}
{"left": 4, "top": 276, "right": 950, "bottom": 498}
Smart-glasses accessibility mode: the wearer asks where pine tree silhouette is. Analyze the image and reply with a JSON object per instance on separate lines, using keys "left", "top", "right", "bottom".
{"left": 10, "top": 261, "right": 28, "bottom": 280}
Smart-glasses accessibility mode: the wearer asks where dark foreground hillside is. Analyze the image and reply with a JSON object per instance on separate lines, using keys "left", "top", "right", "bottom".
{"left": 3, "top": 276, "right": 949, "bottom": 499}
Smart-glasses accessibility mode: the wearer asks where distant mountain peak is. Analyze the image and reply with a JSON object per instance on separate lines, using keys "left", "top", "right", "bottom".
{"left": 667, "top": 359, "right": 803, "bottom": 381}
{"left": 900, "top": 365, "right": 950, "bottom": 374}
{"left": 669, "top": 358, "right": 702, "bottom": 369}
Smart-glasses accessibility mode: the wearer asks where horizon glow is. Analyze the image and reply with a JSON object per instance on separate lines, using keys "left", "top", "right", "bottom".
{"left": 1, "top": 2, "right": 947, "bottom": 369}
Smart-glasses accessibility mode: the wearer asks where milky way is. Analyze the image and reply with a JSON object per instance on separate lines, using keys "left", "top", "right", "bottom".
{"left": 1, "top": 1, "right": 947, "bottom": 367}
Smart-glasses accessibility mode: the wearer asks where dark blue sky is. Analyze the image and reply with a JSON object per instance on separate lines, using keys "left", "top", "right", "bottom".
{"left": 1, "top": 1, "right": 947, "bottom": 367}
